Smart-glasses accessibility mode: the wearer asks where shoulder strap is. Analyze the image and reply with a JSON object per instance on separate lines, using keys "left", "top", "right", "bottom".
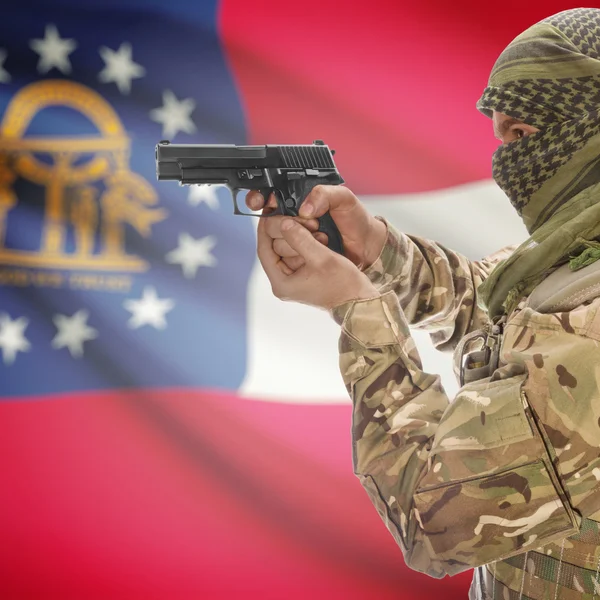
{"left": 456, "top": 260, "right": 600, "bottom": 385}
{"left": 527, "top": 259, "right": 600, "bottom": 312}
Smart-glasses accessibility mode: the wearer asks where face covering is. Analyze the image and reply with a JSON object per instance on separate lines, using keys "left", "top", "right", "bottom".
{"left": 476, "top": 8, "right": 600, "bottom": 318}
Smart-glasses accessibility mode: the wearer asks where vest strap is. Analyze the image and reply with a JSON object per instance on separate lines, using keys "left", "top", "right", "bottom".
{"left": 527, "top": 258, "right": 600, "bottom": 313}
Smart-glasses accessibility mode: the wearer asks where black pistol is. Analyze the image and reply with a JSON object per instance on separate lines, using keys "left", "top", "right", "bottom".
{"left": 155, "top": 139, "right": 344, "bottom": 254}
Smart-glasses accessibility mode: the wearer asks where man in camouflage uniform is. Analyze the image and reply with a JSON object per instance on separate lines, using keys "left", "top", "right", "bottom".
{"left": 247, "top": 8, "right": 600, "bottom": 599}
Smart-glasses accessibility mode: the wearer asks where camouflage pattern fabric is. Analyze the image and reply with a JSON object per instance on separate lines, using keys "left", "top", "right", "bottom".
{"left": 332, "top": 220, "right": 600, "bottom": 597}
{"left": 363, "top": 217, "right": 516, "bottom": 352}
{"left": 476, "top": 519, "right": 600, "bottom": 599}
{"left": 475, "top": 8, "right": 600, "bottom": 319}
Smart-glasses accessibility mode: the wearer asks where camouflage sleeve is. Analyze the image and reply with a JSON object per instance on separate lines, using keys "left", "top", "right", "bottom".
{"left": 332, "top": 292, "right": 581, "bottom": 578}
{"left": 363, "top": 218, "right": 517, "bottom": 351}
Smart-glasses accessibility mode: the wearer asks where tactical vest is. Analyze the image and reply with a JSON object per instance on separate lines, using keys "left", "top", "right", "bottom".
{"left": 470, "top": 517, "right": 600, "bottom": 599}
{"left": 455, "top": 259, "right": 600, "bottom": 600}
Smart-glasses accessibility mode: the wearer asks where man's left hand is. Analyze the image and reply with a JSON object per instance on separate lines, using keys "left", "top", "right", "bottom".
{"left": 257, "top": 216, "right": 379, "bottom": 310}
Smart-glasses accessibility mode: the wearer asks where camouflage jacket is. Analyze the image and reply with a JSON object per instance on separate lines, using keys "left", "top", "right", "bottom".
{"left": 332, "top": 220, "right": 600, "bottom": 578}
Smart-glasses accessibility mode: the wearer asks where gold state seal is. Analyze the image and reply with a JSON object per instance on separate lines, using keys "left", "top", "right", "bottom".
{"left": 0, "top": 79, "right": 166, "bottom": 274}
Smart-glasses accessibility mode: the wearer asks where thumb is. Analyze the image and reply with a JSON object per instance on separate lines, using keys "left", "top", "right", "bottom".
{"left": 280, "top": 219, "right": 328, "bottom": 262}
{"left": 299, "top": 185, "right": 350, "bottom": 218}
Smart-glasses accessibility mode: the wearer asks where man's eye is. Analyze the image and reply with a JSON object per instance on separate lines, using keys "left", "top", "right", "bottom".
{"left": 512, "top": 128, "right": 525, "bottom": 139}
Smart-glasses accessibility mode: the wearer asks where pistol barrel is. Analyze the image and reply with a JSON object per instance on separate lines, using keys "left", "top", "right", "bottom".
{"left": 155, "top": 140, "right": 338, "bottom": 181}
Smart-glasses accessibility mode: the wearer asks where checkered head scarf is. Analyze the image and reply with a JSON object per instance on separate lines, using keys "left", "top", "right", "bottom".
{"left": 477, "top": 8, "right": 600, "bottom": 234}
{"left": 477, "top": 8, "right": 600, "bottom": 318}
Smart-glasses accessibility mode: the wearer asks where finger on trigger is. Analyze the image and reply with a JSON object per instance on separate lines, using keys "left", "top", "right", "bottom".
{"left": 246, "top": 190, "right": 264, "bottom": 211}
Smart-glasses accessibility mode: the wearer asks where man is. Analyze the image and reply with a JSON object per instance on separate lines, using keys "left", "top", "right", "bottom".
{"left": 247, "top": 8, "right": 600, "bottom": 599}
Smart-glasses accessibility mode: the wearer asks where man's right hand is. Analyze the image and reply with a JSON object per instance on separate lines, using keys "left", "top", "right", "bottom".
{"left": 245, "top": 185, "right": 388, "bottom": 272}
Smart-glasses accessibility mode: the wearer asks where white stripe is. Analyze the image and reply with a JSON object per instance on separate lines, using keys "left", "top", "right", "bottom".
{"left": 239, "top": 179, "right": 528, "bottom": 404}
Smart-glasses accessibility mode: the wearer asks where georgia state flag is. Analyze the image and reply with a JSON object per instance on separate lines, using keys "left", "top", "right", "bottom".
{"left": 0, "top": 1, "right": 574, "bottom": 598}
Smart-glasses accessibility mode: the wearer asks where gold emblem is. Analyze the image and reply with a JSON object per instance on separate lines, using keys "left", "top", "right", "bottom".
{"left": 0, "top": 79, "right": 166, "bottom": 272}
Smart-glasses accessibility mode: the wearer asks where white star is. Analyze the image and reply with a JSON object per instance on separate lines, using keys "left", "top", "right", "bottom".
{"left": 98, "top": 42, "right": 145, "bottom": 94}
{"left": 0, "top": 49, "right": 10, "bottom": 83}
{"left": 52, "top": 310, "right": 98, "bottom": 358}
{"left": 29, "top": 24, "right": 77, "bottom": 74}
{"left": 166, "top": 233, "right": 217, "bottom": 278}
{"left": 124, "top": 286, "right": 174, "bottom": 330}
{"left": 149, "top": 90, "right": 196, "bottom": 139}
{"left": 188, "top": 185, "right": 221, "bottom": 209}
{"left": 0, "top": 313, "right": 30, "bottom": 365}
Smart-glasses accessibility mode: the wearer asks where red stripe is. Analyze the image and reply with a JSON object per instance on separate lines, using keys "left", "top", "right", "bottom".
{"left": 219, "top": 0, "right": 597, "bottom": 194}
{"left": 0, "top": 389, "right": 471, "bottom": 599}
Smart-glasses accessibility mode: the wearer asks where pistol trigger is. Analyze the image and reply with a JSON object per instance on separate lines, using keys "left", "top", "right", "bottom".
{"left": 266, "top": 189, "right": 287, "bottom": 216}
{"left": 255, "top": 188, "right": 274, "bottom": 216}
{"left": 258, "top": 188, "right": 272, "bottom": 206}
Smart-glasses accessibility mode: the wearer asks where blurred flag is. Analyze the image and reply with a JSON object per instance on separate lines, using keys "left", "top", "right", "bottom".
{"left": 0, "top": 1, "right": 585, "bottom": 598}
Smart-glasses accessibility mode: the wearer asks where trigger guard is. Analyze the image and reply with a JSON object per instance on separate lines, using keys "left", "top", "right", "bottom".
{"left": 261, "top": 188, "right": 285, "bottom": 216}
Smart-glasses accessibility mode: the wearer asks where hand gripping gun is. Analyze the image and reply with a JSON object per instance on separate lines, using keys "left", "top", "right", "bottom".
{"left": 155, "top": 139, "right": 345, "bottom": 254}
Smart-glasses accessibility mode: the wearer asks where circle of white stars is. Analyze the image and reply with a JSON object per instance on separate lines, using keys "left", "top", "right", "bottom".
{"left": 166, "top": 233, "right": 217, "bottom": 278}
{"left": 0, "top": 313, "right": 31, "bottom": 365}
{"left": 124, "top": 286, "right": 175, "bottom": 330}
{"left": 0, "top": 22, "right": 230, "bottom": 366}
{"left": 52, "top": 310, "right": 99, "bottom": 358}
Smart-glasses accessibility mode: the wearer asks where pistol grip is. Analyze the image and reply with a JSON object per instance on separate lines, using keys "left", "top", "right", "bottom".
{"left": 316, "top": 212, "right": 344, "bottom": 255}
{"left": 282, "top": 179, "right": 344, "bottom": 255}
